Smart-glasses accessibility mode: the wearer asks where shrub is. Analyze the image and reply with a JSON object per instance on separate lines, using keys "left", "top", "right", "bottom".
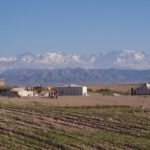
{"left": 87, "top": 88, "right": 93, "bottom": 92}
{"left": 96, "top": 89, "right": 113, "bottom": 95}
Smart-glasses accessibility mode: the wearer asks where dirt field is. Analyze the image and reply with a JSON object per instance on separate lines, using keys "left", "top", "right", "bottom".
{"left": 0, "top": 93, "right": 150, "bottom": 108}
{"left": 87, "top": 84, "right": 139, "bottom": 93}
{"left": 0, "top": 94, "right": 150, "bottom": 149}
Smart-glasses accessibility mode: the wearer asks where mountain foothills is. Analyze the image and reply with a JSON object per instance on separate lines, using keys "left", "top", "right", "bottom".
{"left": 1, "top": 68, "right": 150, "bottom": 86}
{"left": 0, "top": 49, "right": 150, "bottom": 72}
{"left": 1, "top": 49, "right": 150, "bottom": 85}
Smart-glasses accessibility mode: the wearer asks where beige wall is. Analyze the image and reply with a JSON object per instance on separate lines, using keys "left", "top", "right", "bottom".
{"left": 0, "top": 79, "right": 5, "bottom": 87}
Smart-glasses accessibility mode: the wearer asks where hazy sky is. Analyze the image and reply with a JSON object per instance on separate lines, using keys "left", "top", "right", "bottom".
{"left": 0, "top": 0, "right": 150, "bottom": 56}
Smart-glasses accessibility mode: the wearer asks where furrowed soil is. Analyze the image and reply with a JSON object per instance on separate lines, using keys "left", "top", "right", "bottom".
{"left": 0, "top": 95, "right": 150, "bottom": 149}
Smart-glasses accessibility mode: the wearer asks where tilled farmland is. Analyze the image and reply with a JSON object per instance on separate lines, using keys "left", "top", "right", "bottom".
{"left": 0, "top": 101, "right": 150, "bottom": 150}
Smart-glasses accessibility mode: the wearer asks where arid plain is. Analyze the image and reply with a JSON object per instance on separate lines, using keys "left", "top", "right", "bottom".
{"left": 0, "top": 84, "right": 150, "bottom": 149}
{"left": 1, "top": 84, "right": 149, "bottom": 108}
{"left": 0, "top": 94, "right": 150, "bottom": 108}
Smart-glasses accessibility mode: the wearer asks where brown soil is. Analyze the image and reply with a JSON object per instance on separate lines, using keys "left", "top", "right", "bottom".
{"left": 0, "top": 93, "right": 150, "bottom": 108}
{"left": 87, "top": 84, "right": 139, "bottom": 92}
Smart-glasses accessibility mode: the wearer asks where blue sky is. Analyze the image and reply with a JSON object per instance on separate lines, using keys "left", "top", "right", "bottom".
{"left": 0, "top": 0, "right": 150, "bottom": 56}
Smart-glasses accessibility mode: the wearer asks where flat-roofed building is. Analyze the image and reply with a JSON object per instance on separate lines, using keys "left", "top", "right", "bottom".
{"left": 131, "top": 83, "right": 150, "bottom": 95}
{"left": 54, "top": 84, "right": 87, "bottom": 96}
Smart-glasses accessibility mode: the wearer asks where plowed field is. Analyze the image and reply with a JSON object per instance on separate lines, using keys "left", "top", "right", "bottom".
{"left": 0, "top": 97, "right": 150, "bottom": 149}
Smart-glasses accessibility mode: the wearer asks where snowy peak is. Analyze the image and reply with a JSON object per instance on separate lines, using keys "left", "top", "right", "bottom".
{"left": 46, "top": 52, "right": 65, "bottom": 63}
{"left": 0, "top": 56, "right": 16, "bottom": 62}
{"left": 114, "top": 50, "right": 147, "bottom": 69}
{"left": 0, "top": 49, "right": 149, "bottom": 72}
{"left": 117, "top": 49, "right": 145, "bottom": 62}
{"left": 17, "top": 53, "right": 35, "bottom": 63}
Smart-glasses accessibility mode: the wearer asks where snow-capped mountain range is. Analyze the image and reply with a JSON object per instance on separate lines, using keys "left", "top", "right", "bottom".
{"left": 0, "top": 49, "right": 150, "bottom": 72}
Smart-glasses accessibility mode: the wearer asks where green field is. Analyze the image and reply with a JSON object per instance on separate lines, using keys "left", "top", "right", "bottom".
{"left": 0, "top": 100, "right": 150, "bottom": 150}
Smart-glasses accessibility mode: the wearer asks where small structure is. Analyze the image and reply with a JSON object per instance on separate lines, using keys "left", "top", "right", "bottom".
{"left": 11, "top": 88, "right": 34, "bottom": 97}
{"left": 131, "top": 83, "right": 150, "bottom": 95}
{"left": 32, "top": 86, "right": 50, "bottom": 97}
{"left": 0, "top": 86, "right": 12, "bottom": 97}
{"left": 0, "top": 78, "right": 5, "bottom": 87}
{"left": 54, "top": 84, "right": 87, "bottom": 96}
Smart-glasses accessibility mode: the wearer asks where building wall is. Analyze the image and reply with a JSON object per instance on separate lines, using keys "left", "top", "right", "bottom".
{"left": 16, "top": 91, "right": 33, "bottom": 97}
{"left": 133, "top": 86, "right": 150, "bottom": 95}
{"left": 82, "top": 86, "right": 87, "bottom": 96}
{"left": 55, "top": 87, "right": 83, "bottom": 96}
{"left": 0, "top": 79, "right": 5, "bottom": 87}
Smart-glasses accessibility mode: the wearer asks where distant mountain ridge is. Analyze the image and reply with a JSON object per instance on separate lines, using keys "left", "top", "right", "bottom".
{"left": 1, "top": 68, "right": 150, "bottom": 85}
{"left": 0, "top": 49, "right": 150, "bottom": 73}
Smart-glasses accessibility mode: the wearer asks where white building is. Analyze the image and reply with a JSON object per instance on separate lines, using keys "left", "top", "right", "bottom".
{"left": 132, "top": 83, "right": 150, "bottom": 95}
{"left": 54, "top": 84, "right": 87, "bottom": 96}
{"left": 11, "top": 88, "right": 34, "bottom": 97}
